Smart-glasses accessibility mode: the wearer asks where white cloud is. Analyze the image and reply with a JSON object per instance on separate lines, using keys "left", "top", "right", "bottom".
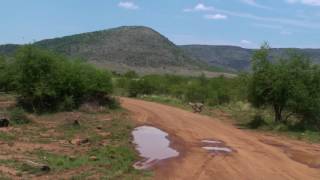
{"left": 204, "top": 14, "right": 228, "bottom": 20}
{"left": 240, "top": 40, "right": 252, "bottom": 44}
{"left": 253, "top": 23, "right": 284, "bottom": 29}
{"left": 214, "top": 8, "right": 320, "bottom": 29}
{"left": 240, "top": 0, "right": 272, "bottom": 9}
{"left": 286, "top": 0, "right": 320, "bottom": 6}
{"left": 118, "top": 1, "right": 139, "bottom": 10}
{"left": 183, "top": 3, "right": 214, "bottom": 12}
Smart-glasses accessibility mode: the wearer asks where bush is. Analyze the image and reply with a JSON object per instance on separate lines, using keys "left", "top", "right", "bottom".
{"left": 13, "top": 46, "right": 113, "bottom": 112}
{"left": 9, "top": 107, "right": 30, "bottom": 124}
{"left": 247, "top": 114, "right": 266, "bottom": 129}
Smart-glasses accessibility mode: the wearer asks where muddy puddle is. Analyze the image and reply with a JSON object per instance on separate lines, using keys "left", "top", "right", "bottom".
{"left": 132, "top": 126, "right": 179, "bottom": 169}
{"left": 201, "top": 139, "right": 233, "bottom": 154}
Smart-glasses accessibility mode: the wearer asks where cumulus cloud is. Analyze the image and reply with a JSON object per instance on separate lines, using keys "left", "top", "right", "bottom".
{"left": 286, "top": 0, "right": 320, "bottom": 6}
{"left": 118, "top": 1, "right": 139, "bottom": 10}
{"left": 204, "top": 14, "right": 228, "bottom": 20}
{"left": 240, "top": 40, "right": 252, "bottom": 44}
{"left": 184, "top": 3, "right": 214, "bottom": 12}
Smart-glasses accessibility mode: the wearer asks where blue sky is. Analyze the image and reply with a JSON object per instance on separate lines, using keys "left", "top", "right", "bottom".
{"left": 1, "top": 0, "right": 320, "bottom": 48}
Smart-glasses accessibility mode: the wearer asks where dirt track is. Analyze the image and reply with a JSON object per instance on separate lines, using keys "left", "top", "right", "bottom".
{"left": 121, "top": 97, "right": 320, "bottom": 180}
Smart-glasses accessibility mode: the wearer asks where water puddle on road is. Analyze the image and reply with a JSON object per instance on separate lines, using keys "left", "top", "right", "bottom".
{"left": 132, "top": 126, "right": 179, "bottom": 170}
{"left": 201, "top": 140, "right": 222, "bottom": 144}
{"left": 201, "top": 139, "right": 233, "bottom": 154}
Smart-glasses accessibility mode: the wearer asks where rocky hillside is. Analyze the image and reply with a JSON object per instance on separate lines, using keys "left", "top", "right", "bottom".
{"left": 0, "top": 26, "right": 217, "bottom": 76}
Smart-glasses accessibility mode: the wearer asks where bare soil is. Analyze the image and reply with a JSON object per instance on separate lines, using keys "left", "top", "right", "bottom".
{"left": 121, "top": 97, "right": 320, "bottom": 180}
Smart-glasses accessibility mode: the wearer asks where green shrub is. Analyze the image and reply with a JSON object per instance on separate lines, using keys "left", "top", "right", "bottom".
{"left": 13, "top": 46, "right": 113, "bottom": 112}
{"left": 9, "top": 107, "right": 30, "bottom": 124}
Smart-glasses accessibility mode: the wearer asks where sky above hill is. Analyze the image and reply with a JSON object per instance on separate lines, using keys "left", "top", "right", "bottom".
{"left": 1, "top": 0, "right": 320, "bottom": 48}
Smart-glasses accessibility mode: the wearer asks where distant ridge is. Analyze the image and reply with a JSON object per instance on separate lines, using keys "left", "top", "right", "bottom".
{"left": 180, "top": 45, "right": 320, "bottom": 71}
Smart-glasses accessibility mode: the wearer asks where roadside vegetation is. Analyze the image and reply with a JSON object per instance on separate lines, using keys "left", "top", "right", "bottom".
{"left": 113, "top": 43, "right": 320, "bottom": 142}
{"left": 0, "top": 46, "right": 149, "bottom": 179}
{"left": 1, "top": 45, "right": 115, "bottom": 113}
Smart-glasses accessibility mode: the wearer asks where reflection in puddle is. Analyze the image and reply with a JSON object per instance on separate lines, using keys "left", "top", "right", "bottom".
{"left": 202, "top": 146, "right": 232, "bottom": 153}
{"left": 201, "top": 139, "right": 233, "bottom": 154}
{"left": 132, "top": 126, "right": 179, "bottom": 169}
{"left": 201, "top": 140, "right": 222, "bottom": 144}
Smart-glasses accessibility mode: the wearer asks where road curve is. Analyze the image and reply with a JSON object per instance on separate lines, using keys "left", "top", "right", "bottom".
{"left": 121, "top": 97, "right": 320, "bottom": 180}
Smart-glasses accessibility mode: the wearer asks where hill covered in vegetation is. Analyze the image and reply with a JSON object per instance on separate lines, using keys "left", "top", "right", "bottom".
{"left": 181, "top": 45, "right": 320, "bottom": 71}
{"left": 0, "top": 26, "right": 224, "bottom": 76}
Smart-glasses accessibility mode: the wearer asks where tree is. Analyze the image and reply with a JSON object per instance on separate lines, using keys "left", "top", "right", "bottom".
{"left": 0, "top": 56, "right": 7, "bottom": 90}
{"left": 249, "top": 43, "right": 320, "bottom": 127}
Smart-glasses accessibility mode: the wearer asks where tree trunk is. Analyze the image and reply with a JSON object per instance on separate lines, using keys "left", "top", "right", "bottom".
{"left": 274, "top": 105, "right": 283, "bottom": 123}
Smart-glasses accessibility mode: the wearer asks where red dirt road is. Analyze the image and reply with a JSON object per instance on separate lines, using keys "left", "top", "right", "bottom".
{"left": 121, "top": 97, "right": 320, "bottom": 180}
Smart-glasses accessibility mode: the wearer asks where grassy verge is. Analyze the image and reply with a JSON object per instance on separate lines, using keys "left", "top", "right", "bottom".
{"left": 0, "top": 93, "right": 151, "bottom": 179}
{"left": 212, "top": 102, "right": 320, "bottom": 143}
{"left": 137, "top": 95, "right": 320, "bottom": 143}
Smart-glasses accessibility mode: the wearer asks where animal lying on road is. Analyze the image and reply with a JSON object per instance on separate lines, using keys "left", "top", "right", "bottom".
{"left": 189, "top": 102, "right": 204, "bottom": 113}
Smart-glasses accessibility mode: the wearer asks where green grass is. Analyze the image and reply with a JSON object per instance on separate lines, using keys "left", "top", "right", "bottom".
{"left": 56, "top": 122, "right": 89, "bottom": 140}
{"left": 0, "top": 132, "right": 16, "bottom": 142}
{"left": 70, "top": 172, "right": 92, "bottom": 180}
{"left": 0, "top": 174, "right": 11, "bottom": 180}
{"left": 29, "top": 111, "right": 150, "bottom": 179}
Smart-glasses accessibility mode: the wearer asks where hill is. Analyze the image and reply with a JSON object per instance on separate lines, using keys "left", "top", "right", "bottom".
{"left": 180, "top": 45, "right": 320, "bottom": 71}
{"left": 3, "top": 26, "right": 320, "bottom": 73}
{"left": 0, "top": 26, "right": 225, "bottom": 76}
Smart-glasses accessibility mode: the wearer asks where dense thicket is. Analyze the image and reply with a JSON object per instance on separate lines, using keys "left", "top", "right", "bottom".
{"left": 0, "top": 46, "right": 113, "bottom": 112}
{"left": 114, "top": 73, "right": 248, "bottom": 106}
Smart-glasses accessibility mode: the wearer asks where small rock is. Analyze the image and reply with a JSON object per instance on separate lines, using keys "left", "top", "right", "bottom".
{"left": 69, "top": 156, "right": 76, "bottom": 161}
{"left": 73, "top": 120, "right": 80, "bottom": 126}
{"left": 0, "top": 118, "right": 9, "bottom": 128}
{"left": 70, "top": 138, "right": 89, "bottom": 145}
{"left": 39, "top": 133, "right": 51, "bottom": 138}
{"left": 99, "top": 139, "right": 109, "bottom": 146}
{"left": 89, "top": 156, "right": 98, "bottom": 161}
{"left": 58, "top": 140, "right": 68, "bottom": 144}
{"left": 24, "top": 160, "right": 50, "bottom": 173}
{"left": 99, "top": 132, "right": 111, "bottom": 137}
{"left": 96, "top": 126, "right": 103, "bottom": 130}
{"left": 41, "top": 165, "right": 51, "bottom": 172}
{"left": 103, "top": 118, "right": 112, "bottom": 121}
